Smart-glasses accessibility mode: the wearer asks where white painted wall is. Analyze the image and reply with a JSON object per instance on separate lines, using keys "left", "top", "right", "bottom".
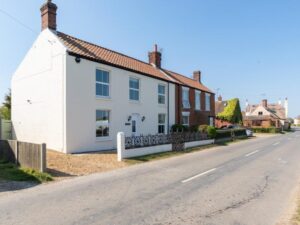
{"left": 65, "top": 55, "right": 176, "bottom": 153}
{"left": 251, "top": 106, "right": 271, "bottom": 116}
{"left": 294, "top": 119, "right": 300, "bottom": 125}
{"left": 11, "top": 29, "right": 66, "bottom": 151}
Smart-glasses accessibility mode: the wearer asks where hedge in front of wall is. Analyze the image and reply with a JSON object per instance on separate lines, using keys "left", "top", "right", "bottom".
{"left": 252, "top": 127, "right": 281, "bottom": 133}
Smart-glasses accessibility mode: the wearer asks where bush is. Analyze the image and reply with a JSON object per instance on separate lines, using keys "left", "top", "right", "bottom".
{"left": 198, "top": 125, "right": 208, "bottom": 133}
{"left": 233, "top": 129, "right": 247, "bottom": 136}
{"left": 189, "top": 125, "right": 199, "bottom": 132}
{"left": 207, "top": 126, "right": 217, "bottom": 139}
{"left": 216, "top": 130, "right": 232, "bottom": 139}
{"left": 171, "top": 124, "right": 188, "bottom": 132}
{"left": 252, "top": 127, "right": 280, "bottom": 133}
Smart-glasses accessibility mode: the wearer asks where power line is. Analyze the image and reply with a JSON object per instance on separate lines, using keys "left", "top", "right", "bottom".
{"left": 0, "top": 8, "right": 38, "bottom": 35}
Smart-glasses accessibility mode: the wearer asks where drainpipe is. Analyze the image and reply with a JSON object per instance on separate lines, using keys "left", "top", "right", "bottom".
{"left": 167, "top": 82, "right": 170, "bottom": 134}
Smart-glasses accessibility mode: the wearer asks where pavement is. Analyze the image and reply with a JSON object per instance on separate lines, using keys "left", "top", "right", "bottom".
{"left": 1, "top": 129, "right": 300, "bottom": 225}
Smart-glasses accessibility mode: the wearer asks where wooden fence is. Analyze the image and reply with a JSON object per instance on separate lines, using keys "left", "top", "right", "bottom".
{"left": 0, "top": 140, "right": 46, "bottom": 172}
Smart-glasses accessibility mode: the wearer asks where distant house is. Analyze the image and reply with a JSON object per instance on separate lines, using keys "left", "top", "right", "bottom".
{"left": 243, "top": 99, "right": 289, "bottom": 129}
{"left": 294, "top": 116, "right": 300, "bottom": 125}
{"left": 215, "top": 96, "right": 243, "bottom": 128}
{"left": 11, "top": 1, "right": 215, "bottom": 153}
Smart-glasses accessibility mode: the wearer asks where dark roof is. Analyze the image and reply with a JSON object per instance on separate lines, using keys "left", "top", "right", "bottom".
{"left": 56, "top": 31, "right": 214, "bottom": 93}
{"left": 215, "top": 100, "right": 228, "bottom": 114}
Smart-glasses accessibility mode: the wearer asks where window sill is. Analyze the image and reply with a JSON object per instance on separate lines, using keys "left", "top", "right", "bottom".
{"left": 96, "top": 137, "right": 112, "bottom": 142}
{"left": 129, "top": 100, "right": 141, "bottom": 104}
{"left": 96, "top": 96, "right": 111, "bottom": 101}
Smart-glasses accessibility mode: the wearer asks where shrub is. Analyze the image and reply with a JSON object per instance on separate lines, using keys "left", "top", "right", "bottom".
{"left": 171, "top": 124, "right": 188, "bottom": 132}
{"left": 216, "top": 130, "right": 232, "bottom": 139}
{"left": 189, "top": 125, "right": 199, "bottom": 132}
{"left": 252, "top": 127, "right": 280, "bottom": 133}
{"left": 207, "top": 126, "right": 217, "bottom": 139}
{"left": 198, "top": 125, "right": 208, "bottom": 133}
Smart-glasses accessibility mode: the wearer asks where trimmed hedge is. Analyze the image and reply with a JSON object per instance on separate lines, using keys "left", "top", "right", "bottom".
{"left": 216, "top": 128, "right": 247, "bottom": 139}
{"left": 252, "top": 127, "right": 281, "bottom": 133}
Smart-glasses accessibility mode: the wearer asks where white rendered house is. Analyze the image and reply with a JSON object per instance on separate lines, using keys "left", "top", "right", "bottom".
{"left": 12, "top": 1, "right": 215, "bottom": 153}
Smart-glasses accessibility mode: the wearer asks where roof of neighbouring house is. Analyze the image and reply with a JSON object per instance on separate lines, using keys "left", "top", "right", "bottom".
{"left": 215, "top": 100, "right": 228, "bottom": 115}
{"left": 56, "top": 31, "right": 214, "bottom": 93}
{"left": 245, "top": 102, "right": 286, "bottom": 119}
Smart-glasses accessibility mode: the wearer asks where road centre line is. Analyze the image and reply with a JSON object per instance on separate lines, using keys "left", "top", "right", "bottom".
{"left": 181, "top": 168, "right": 217, "bottom": 183}
{"left": 245, "top": 150, "right": 259, "bottom": 157}
{"left": 273, "top": 142, "right": 280, "bottom": 146}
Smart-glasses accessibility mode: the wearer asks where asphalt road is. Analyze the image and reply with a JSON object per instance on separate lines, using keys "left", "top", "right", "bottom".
{"left": 1, "top": 129, "right": 300, "bottom": 225}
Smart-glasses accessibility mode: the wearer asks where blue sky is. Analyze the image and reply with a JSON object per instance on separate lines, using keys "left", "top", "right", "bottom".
{"left": 0, "top": 0, "right": 299, "bottom": 117}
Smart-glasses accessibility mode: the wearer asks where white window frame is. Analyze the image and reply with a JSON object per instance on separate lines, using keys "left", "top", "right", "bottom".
{"left": 96, "top": 109, "right": 111, "bottom": 139}
{"left": 182, "top": 112, "right": 190, "bottom": 126}
{"left": 205, "top": 93, "right": 211, "bottom": 111}
{"left": 195, "top": 90, "right": 201, "bottom": 110}
{"left": 182, "top": 87, "right": 190, "bottom": 109}
{"left": 158, "top": 84, "right": 166, "bottom": 105}
{"left": 96, "top": 69, "right": 110, "bottom": 98}
{"left": 158, "top": 113, "right": 166, "bottom": 134}
{"left": 129, "top": 77, "right": 140, "bottom": 101}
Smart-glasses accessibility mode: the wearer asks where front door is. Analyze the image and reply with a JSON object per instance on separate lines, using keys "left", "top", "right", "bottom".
{"left": 131, "top": 114, "right": 140, "bottom": 136}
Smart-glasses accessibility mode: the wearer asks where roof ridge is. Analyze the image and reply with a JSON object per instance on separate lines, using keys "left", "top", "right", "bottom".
{"left": 57, "top": 31, "right": 155, "bottom": 68}
{"left": 165, "top": 69, "right": 196, "bottom": 82}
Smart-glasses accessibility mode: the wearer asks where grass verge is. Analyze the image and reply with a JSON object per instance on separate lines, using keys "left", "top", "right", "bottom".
{"left": 125, "top": 138, "right": 249, "bottom": 164}
{"left": 293, "top": 199, "right": 300, "bottom": 225}
{"left": 0, "top": 161, "right": 52, "bottom": 183}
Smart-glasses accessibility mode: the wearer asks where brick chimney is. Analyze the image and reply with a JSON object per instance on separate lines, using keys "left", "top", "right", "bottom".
{"left": 148, "top": 44, "right": 161, "bottom": 68}
{"left": 193, "top": 71, "right": 201, "bottom": 83}
{"left": 40, "top": 0, "right": 58, "bottom": 31}
{"left": 262, "top": 99, "right": 268, "bottom": 108}
{"left": 218, "top": 95, "right": 222, "bottom": 102}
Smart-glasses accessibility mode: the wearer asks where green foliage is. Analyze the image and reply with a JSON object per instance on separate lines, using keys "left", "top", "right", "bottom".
{"left": 215, "top": 128, "right": 247, "bottom": 139}
{"left": 252, "top": 127, "right": 280, "bottom": 133}
{"left": 171, "top": 124, "right": 188, "bottom": 132}
{"left": 198, "top": 125, "right": 208, "bottom": 133}
{"left": 217, "top": 98, "right": 243, "bottom": 124}
{"left": 0, "top": 89, "right": 11, "bottom": 120}
{"left": 207, "top": 126, "right": 217, "bottom": 138}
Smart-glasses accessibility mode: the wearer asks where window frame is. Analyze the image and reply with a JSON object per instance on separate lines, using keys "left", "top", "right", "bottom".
{"left": 158, "top": 84, "right": 166, "bottom": 105}
{"left": 129, "top": 77, "right": 140, "bottom": 101}
{"left": 181, "top": 112, "right": 190, "bottom": 126}
{"left": 205, "top": 93, "right": 211, "bottom": 111}
{"left": 158, "top": 113, "right": 166, "bottom": 134}
{"left": 182, "top": 87, "right": 190, "bottom": 109}
{"left": 96, "top": 69, "right": 110, "bottom": 98}
{"left": 195, "top": 90, "right": 201, "bottom": 110}
{"left": 96, "top": 109, "right": 111, "bottom": 140}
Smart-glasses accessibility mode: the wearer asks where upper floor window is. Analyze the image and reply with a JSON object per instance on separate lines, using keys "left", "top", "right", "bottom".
{"left": 129, "top": 78, "right": 140, "bottom": 101}
{"left": 195, "top": 90, "right": 201, "bottom": 110}
{"left": 158, "top": 114, "right": 166, "bottom": 134}
{"left": 258, "top": 111, "right": 263, "bottom": 115}
{"left": 96, "top": 110, "right": 110, "bottom": 137}
{"left": 205, "top": 93, "right": 211, "bottom": 111}
{"left": 158, "top": 84, "right": 166, "bottom": 104}
{"left": 182, "top": 87, "right": 190, "bottom": 109}
{"left": 96, "top": 69, "right": 110, "bottom": 97}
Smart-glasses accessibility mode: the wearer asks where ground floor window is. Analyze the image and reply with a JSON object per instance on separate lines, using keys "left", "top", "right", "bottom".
{"left": 158, "top": 114, "right": 166, "bottom": 134}
{"left": 96, "top": 110, "right": 110, "bottom": 137}
{"left": 182, "top": 112, "right": 190, "bottom": 126}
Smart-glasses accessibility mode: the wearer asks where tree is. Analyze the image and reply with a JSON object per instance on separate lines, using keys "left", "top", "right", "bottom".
{"left": 0, "top": 89, "right": 11, "bottom": 120}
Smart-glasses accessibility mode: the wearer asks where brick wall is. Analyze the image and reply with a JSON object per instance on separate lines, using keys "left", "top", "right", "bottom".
{"left": 175, "top": 85, "right": 215, "bottom": 126}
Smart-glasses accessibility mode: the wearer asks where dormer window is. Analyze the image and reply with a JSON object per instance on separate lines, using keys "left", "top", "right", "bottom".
{"left": 258, "top": 111, "right": 263, "bottom": 115}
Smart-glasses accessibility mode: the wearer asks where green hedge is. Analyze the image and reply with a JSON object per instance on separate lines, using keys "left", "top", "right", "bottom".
{"left": 252, "top": 127, "right": 280, "bottom": 133}
{"left": 216, "top": 129, "right": 247, "bottom": 139}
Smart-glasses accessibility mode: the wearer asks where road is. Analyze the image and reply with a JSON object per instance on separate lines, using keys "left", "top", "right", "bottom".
{"left": 1, "top": 129, "right": 300, "bottom": 225}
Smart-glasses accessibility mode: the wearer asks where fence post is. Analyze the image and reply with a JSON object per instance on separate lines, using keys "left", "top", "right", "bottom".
{"left": 117, "top": 132, "right": 125, "bottom": 162}
{"left": 14, "top": 140, "right": 18, "bottom": 165}
{"left": 40, "top": 143, "right": 46, "bottom": 172}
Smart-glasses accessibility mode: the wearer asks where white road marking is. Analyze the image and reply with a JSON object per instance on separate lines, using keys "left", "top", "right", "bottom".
{"left": 288, "top": 138, "right": 292, "bottom": 140}
{"left": 181, "top": 168, "right": 217, "bottom": 183}
{"left": 273, "top": 142, "right": 280, "bottom": 146}
{"left": 245, "top": 150, "right": 259, "bottom": 157}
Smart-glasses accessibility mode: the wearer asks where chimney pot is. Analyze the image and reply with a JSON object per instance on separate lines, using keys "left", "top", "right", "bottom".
{"left": 193, "top": 71, "right": 201, "bottom": 83}
{"left": 40, "top": 0, "right": 58, "bottom": 31}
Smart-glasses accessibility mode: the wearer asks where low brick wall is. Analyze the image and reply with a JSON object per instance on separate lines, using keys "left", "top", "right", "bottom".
{"left": 0, "top": 140, "right": 46, "bottom": 172}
